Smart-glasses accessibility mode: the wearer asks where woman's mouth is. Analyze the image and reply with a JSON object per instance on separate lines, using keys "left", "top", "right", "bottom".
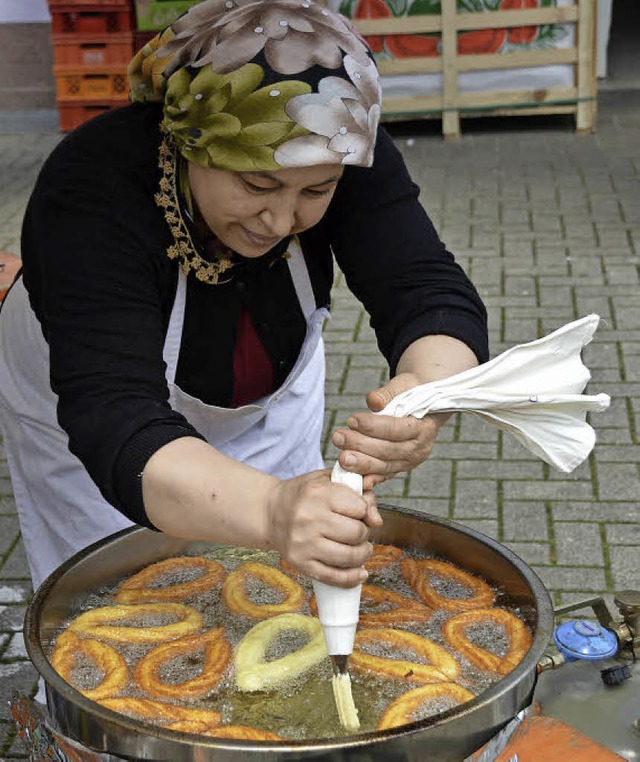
{"left": 241, "top": 226, "right": 280, "bottom": 248}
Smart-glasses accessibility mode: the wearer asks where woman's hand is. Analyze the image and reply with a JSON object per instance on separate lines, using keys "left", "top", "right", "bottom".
{"left": 265, "top": 470, "right": 382, "bottom": 588}
{"left": 332, "top": 373, "right": 449, "bottom": 490}
{"left": 331, "top": 335, "right": 479, "bottom": 489}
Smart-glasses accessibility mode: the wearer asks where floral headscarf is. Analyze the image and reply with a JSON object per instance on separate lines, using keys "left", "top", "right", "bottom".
{"left": 128, "top": 0, "right": 381, "bottom": 171}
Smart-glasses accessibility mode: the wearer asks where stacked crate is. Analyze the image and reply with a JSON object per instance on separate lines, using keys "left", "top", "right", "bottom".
{"left": 49, "top": 0, "right": 135, "bottom": 131}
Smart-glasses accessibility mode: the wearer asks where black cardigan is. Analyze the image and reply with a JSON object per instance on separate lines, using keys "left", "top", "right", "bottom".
{"left": 18, "top": 102, "right": 488, "bottom": 526}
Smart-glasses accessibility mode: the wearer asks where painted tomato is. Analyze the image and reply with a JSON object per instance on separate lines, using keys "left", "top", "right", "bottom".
{"left": 457, "top": 28, "right": 507, "bottom": 55}
{"left": 354, "top": 0, "right": 390, "bottom": 53}
{"left": 386, "top": 34, "right": 440, "bottom": 58}
{"left": 501, "top": 0, "right": 539, "bottom": 45}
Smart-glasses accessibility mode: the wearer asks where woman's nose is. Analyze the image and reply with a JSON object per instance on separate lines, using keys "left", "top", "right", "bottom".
{"left": 260, "top": 198, "right": 297, "bottom": 237}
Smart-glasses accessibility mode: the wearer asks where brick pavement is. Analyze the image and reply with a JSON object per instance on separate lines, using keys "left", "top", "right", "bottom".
{"left": 1, "top": 93, "right": 639, "bottom": 758}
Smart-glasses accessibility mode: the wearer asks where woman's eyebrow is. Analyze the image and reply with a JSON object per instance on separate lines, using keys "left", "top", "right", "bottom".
{"left": 242, "top": 171, "right": 343, "bottom": 187}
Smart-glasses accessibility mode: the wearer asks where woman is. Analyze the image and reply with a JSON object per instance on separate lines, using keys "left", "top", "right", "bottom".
{"left": 0, "top": 0, "right": 488, "bottom": 593}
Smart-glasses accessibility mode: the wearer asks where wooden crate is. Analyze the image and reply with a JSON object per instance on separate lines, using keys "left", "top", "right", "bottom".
{"left": 352, "top": 0, "right": 597, "bottom": 139}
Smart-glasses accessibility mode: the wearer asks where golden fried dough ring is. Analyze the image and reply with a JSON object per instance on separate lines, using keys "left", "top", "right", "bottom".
{"left": 68, "top": 602, "right": 203, "bottom": 643}
{"left": 309, "top": 584, "right": 431, "bottom": 628}
{"left": 133, "top": 627, "right": 231, "bottom": 700}
{"left": 50, "top": 630, "right": 128, "bottom": 701}
{"left": 234, "top": 613, "right": 327, "bottom": 692}
{"left": 443, "top": 607, "right": 532, "bottom": 676}
{"left": 365, "top": 544, "right": 403, "bottom": 572}
{"left": 401, "top": 558, "right": 495, "bottom": 611}
{"left": 114, "top": 556, "right": 225, "bottom": 603}
{"left": 99, "top": 697, "right": 222, "bottom": 727}
{"left": 222, "top": 562, "right": 304, "bottom": 619}
{"left": 360, "top": 585, "right": 432, "bottom": 627}
{"left": 280, "top": 544, "right": 403, "bottom": 579}
{"left": 351, "top": 628, "right": 461, "bottom": 683}
{"left": 167, "top": 721, "right": 283, "bottom": 741}
{"left": 377, "top": 683, "right": 475, "bottom": 731}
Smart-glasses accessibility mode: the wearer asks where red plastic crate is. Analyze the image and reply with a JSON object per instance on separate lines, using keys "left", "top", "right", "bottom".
{"left": 49, "top": 0, "right": 130, "bottom": 4}
{"left": 54, "top": 67, "right": 130, "bottom": 99}
{"left": 133, "top": 29, "right": 157, "bottom": 52}
{"left": 52, "top": 33, "right": 134, "bottom": 66}
{"left": 49, "top": 5, "right": 133, "bottom": 35}
{"left": 57, "top": 99, "right": 130, "bottom": 131}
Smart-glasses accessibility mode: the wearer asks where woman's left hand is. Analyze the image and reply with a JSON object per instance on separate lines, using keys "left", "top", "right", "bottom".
{"left": 331, "top": 372, "right": 450, "bottom": 490}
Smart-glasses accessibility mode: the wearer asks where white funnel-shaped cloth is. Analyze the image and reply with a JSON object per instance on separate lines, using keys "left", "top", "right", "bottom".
{"left": 378, "top": 314, "right": 610, "bottom": 473}
{"left": 311, "top": 465, "right": 363, "bottom": 656}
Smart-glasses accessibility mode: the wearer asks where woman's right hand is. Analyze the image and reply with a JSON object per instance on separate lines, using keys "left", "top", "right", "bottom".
{"left": 265, "top": 470, "right": 382, "bottom": 588}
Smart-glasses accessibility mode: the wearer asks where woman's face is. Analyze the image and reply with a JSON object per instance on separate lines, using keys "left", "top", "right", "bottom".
{"left": 187, "top": 162, "right": 344, "bottom": 257}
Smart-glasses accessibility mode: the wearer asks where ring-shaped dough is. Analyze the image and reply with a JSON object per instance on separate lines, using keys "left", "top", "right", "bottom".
{"left": 280, "top": 544, "right": 403, "bottom": 580}
{"left": 309, "top": 584, "right": 431, "bottom": 628}
{"left": 365, "top": 544, "right": 403, "bottom": 572}
{"left": 234, "top": 613, "right": 327, "bottom": 692}
{"left": 68, "top": 602, "right": 203, "bottom": 643}
{"left": 114, "top": 556, "right": 225, "bottom": 603}
{"left": 350, "top": 627, "right": 461, "bottom": 683}
{"left": 167, "top": 721, "right": 283, "bottom": 741}
{"left": 99, "top": 697, "right": 222, "bottom": 727}
{"left": 377, "top": 682, "right": 475, "bottom": 730}
{"left": 50, "top": 630, "right": 128, "bottom": 701}
{"left": 443, "top": 607, "right": 532, "bottom": 676}
{"left": 222, "top": 562, "right": 304, "bottom": 619}
{"left": 133, "top": 627, "right": 231, "bottom": 700}
{"left": 401, "top": 558, "right": 495, "bottom": 611}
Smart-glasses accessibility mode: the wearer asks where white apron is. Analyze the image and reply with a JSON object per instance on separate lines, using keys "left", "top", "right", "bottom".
{"left": 0, "top": 239, "right": 328, "bottom": 591}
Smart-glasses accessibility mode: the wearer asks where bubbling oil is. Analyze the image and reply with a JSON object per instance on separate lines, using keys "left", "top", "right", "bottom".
{"left": 47, "top": 545, "right": 533, "bottom": 740}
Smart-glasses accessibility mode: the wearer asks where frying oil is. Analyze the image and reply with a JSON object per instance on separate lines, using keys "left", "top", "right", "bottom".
{"left": 48, "top": 546, "right": 531, "bottom": 740}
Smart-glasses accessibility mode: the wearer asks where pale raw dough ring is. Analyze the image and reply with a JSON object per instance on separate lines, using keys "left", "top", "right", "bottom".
{"left": 133, "top": 627, "right": 231, "bottom": 700}
{"left": 350, "top": 627, "right": 461, "bottom": 683}
{"left": 50, "top": 630, "right": 128, "bottom": 701}
{"left": 68, "top": 602, "right": 203, "bottom": 643}
{"left": 443, "top": 607, "right": 532, "bottom": 676}
{"left": 377, "top": 682, "right": 475, "bottom": 730}
{"left": 222, "top": 561, "right": 305, "bottom": 619}
{"left": 114, "top": 556, "right": 225, "bottom": 603}
{"left": 234, "top": 613, "right": 327, "bottom": 692}
{"left": 401, "top": 558, "right": 495, "bottom": 611}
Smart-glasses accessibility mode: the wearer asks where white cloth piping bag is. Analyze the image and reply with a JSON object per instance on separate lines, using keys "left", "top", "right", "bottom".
{"left": 312, "top": 314, "right": 610, "bottom": 663}
{"left": 311, "top": 465, "right": 363, "bottom": 668}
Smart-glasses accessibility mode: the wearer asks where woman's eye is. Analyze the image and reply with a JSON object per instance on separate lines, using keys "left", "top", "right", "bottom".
{"left": 242, "top": 179, "right": 273, "bottom": 193}
{"left": 305, "top": 187, "right": 333, "bottom": 198}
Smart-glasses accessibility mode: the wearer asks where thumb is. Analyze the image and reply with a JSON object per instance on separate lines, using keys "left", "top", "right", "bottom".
{"left": 366, "top": 372, "right": 420, "bottom": 412}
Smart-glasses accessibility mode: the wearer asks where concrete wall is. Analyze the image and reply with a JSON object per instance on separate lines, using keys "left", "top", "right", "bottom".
{"left": 0, "top": 0, "right": 55, "bottom": 109}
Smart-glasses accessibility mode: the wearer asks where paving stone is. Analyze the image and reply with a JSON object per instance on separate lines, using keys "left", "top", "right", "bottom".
{"left": 407, "top": 461, "right": 452, "bottom": 498}
{"left": 0, "top": 606, "right": 27, "bottom": 633}
{"left": 504, "top": 541, "right": 551, "bottom": 566}
{"left": 0, "top": 518, "right": 20, "bottom": 556}
{"left": 609, "top": 546, "right": 640, "bottom": 590}
{"left": 0, "top": 544, "right": 30, "bottom": 580}
{"left": 503, "top": 480, "right": 596, "bottom": 502}
{"left": 531, "top": 565, "right": 608, "bottom": 592}
{"left": 595, "top": 462, "right": 639, "bottom": 501}
{"left": 453, "top": 480, "right": 498, "bottom": 519}
{"left": 0, "top": 661, "right": 39, "bottom": 721}
{"left": 502, "top": 502, "right": 548, "bottom": 542}
{"left": 553, "top": 522, "right": 605, "bottom": 566}
{"left": 605, "top": 523, "right": 640, "bottom": 544}
{"left": 551, "top": 501, "right": 638, "bottom": 522}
